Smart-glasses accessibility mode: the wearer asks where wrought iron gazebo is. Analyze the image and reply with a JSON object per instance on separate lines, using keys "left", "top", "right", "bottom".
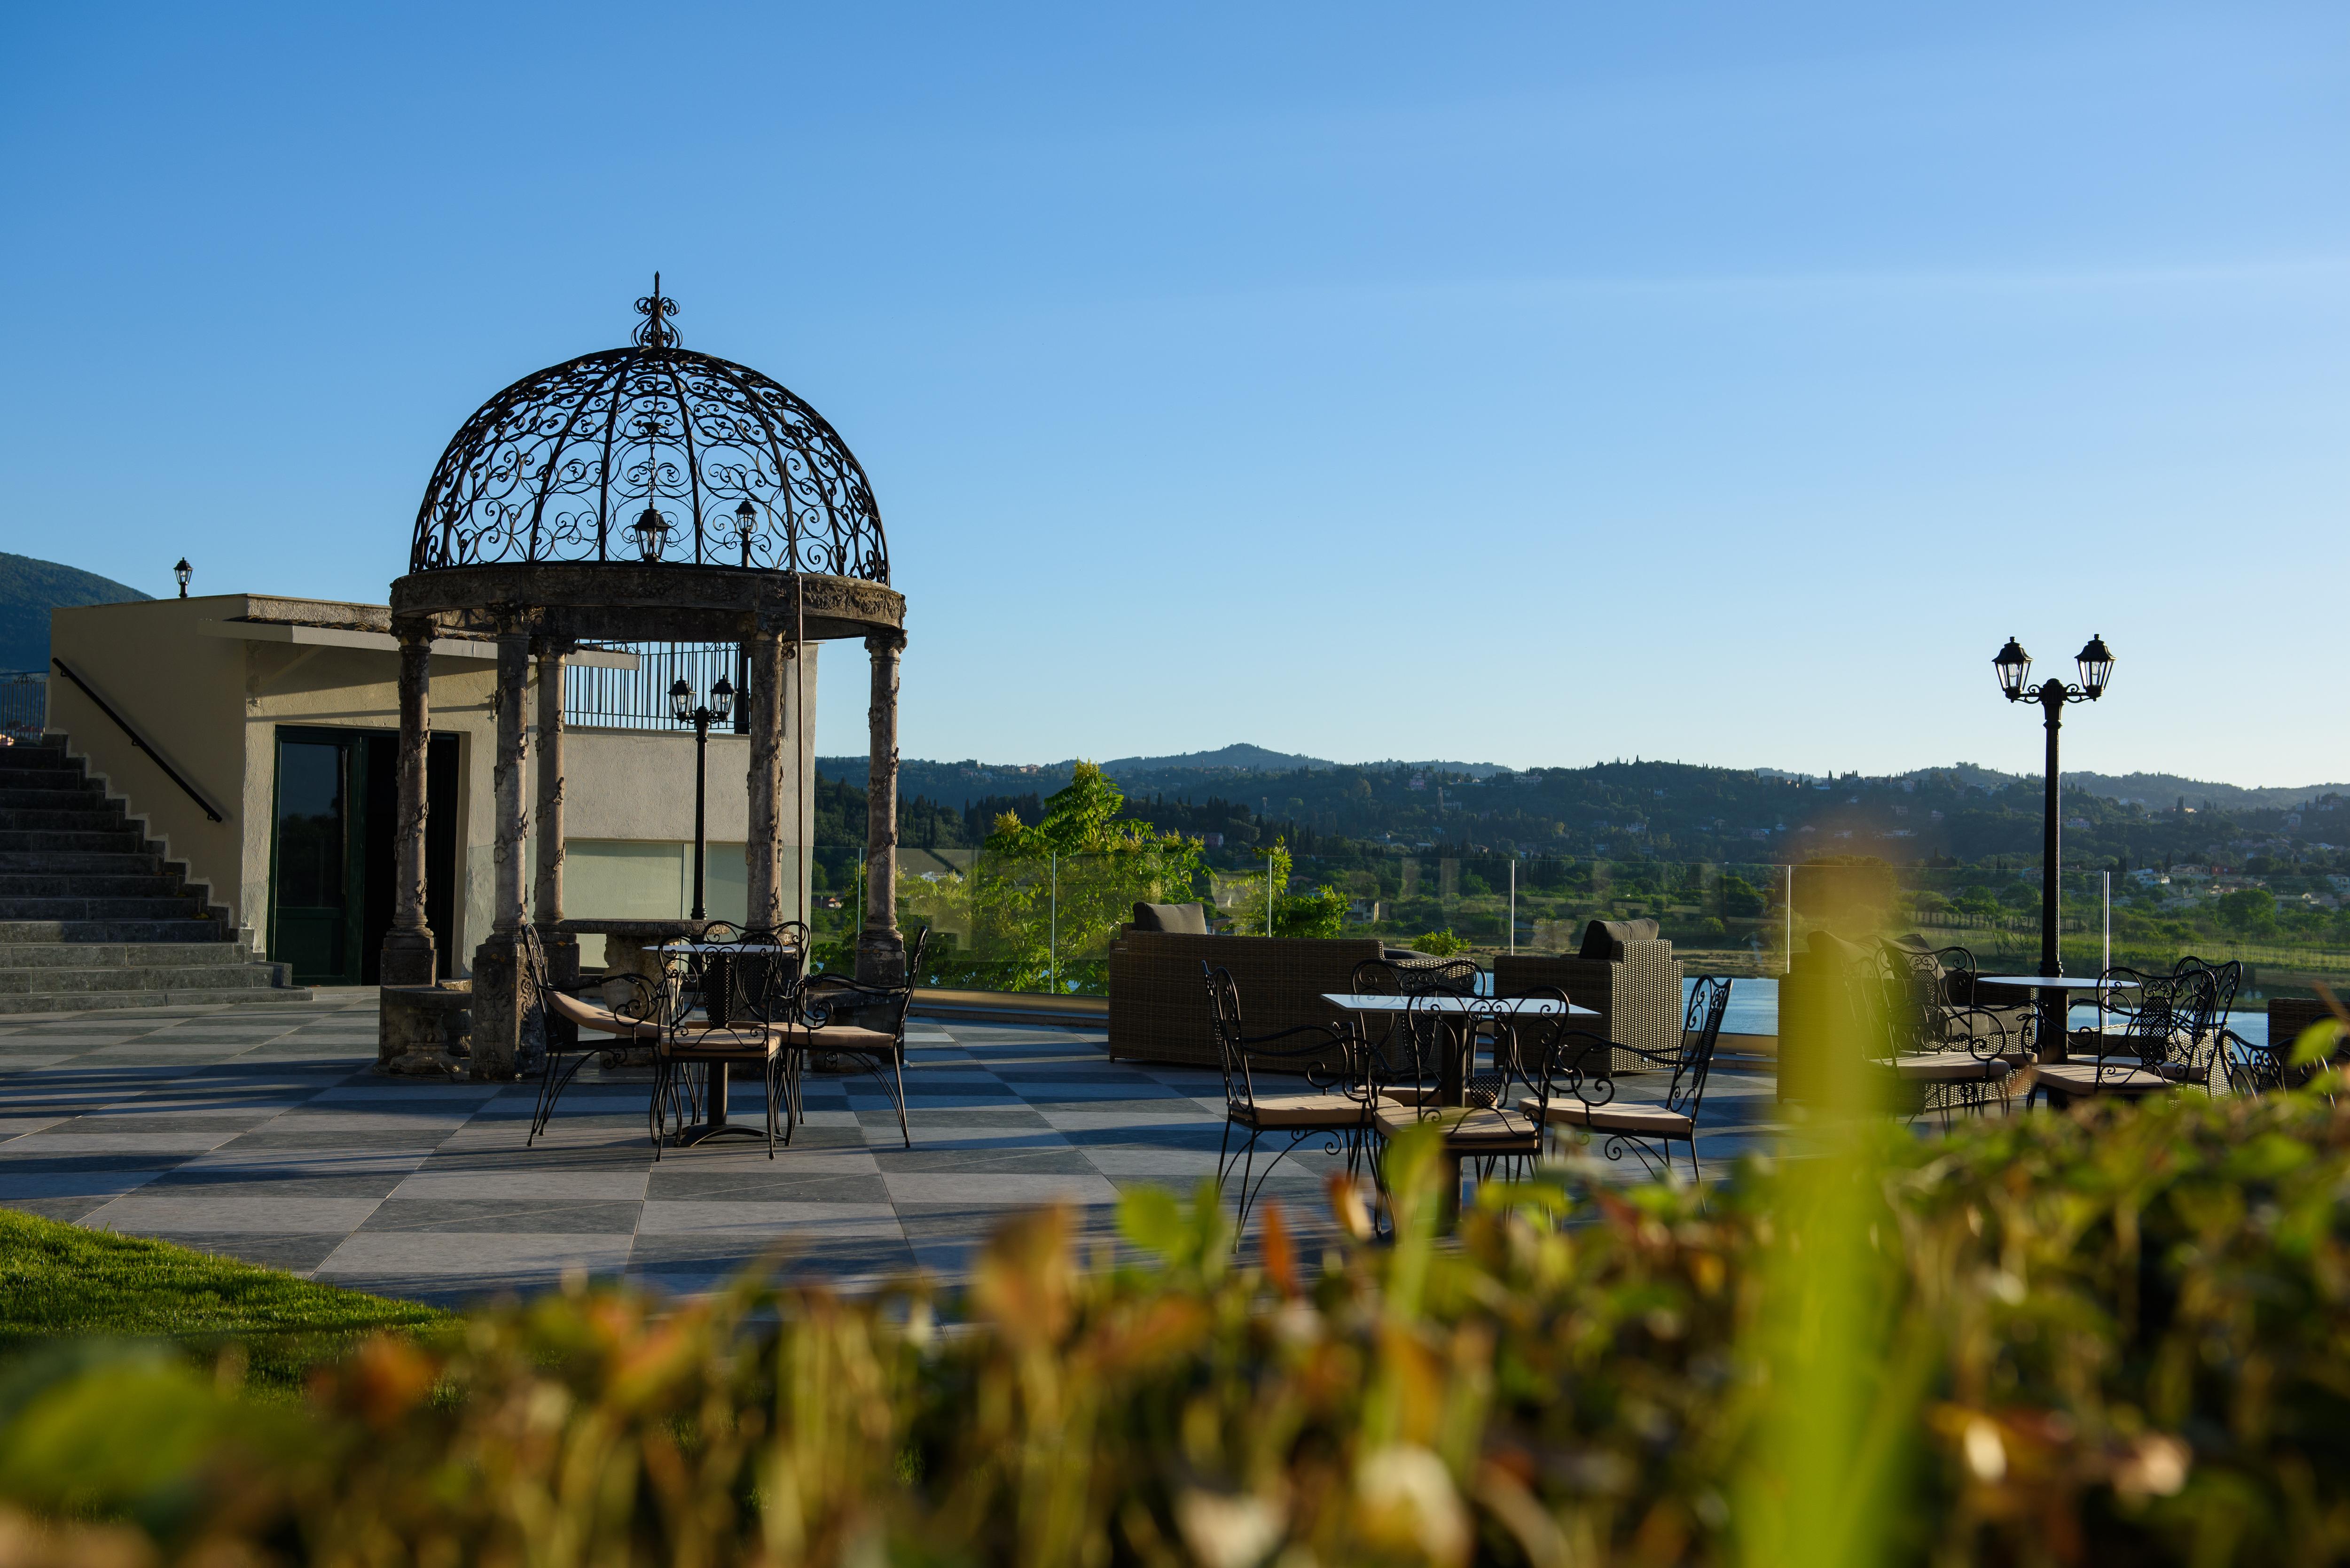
{"left": 382, "top": 279, "right": 908, "bottom": 1072}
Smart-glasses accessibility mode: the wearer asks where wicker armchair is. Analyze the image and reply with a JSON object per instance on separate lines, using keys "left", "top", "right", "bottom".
{"left": 1493, "top": 934, "right": 1681, "bottom": 1076}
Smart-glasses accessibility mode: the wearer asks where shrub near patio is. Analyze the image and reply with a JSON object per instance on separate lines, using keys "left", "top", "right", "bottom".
{"left": 5, "top": 1084, "right": 2350, "bottom": 1565}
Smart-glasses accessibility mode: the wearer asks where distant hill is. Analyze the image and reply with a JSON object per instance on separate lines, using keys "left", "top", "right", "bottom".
{"left": 1894, "top": 764, "right": 2350, "bottom": 814}
{"left": 0, "top": 553, "right": 151, "bottom": 671}
{"left": 1099, "top": 743, "right": 1337, "bottom": 774}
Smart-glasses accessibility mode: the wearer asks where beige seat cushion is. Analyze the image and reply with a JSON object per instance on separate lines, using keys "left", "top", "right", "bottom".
{"left": 1374, "top": 1104, "right": 1536, "bottom": 1147}
{"left": 1379, "top": 1084, "right": 1501, "bottom": 1109}
{"left": 1887, "top": 1054, "right": 2013, "bottom": 1083}
{"left": 782, "top": 1024, "right": 900, "bottom": 1058}
{"left": 662, "top": 1024, "right": 781, "bottom": 1060}
{"left": 1238, "top": 1092, "right": 1366, "bottom": 1130}
{"left": 1522, "top": 1098, "right": 1693, "bottom": 1138}
{"left": 2035, "top": 1061, "right": 2172, "bottom": 1096}
{"left": 545, "top": 989, "right": 663, "bottom": 1043}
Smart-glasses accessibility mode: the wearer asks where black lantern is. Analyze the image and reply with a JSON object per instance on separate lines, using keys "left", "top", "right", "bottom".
{"left": 632, "top": 506, "right": 670, "bottom": 562}
{"left": 173, "top": 558, "right": 192, "bottom": 599}
{"left": 734, "top": 498, "right": 757, "bottom": 567}
{"left": 2076, "top": 634, "right": 2115, "bottom": 700}
{"left": 709, "top": 674, "right": 735, "bottom": 724}
{"left": 1993, "top": 637, "right": 2031, "bottom": 702}
{"left": 668, "top": 676, "right": 694, "bottom": 723}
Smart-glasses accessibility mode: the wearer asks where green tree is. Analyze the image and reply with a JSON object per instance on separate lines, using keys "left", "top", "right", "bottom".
{"left": 969, "top": 763, "right": 1203, "bottom": 988}
{"left": 1721, "top": 875, "right": 1766, "bottom": 918}
{"left": 2214, "top": 887, "right": 2278, "bottom": 936}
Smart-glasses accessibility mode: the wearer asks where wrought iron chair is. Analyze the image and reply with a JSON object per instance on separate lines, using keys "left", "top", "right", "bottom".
{"left": 1864, "top": 943, "right": 2019, "bottom": 1122}
{"left": 1347, "top": 956, "right": 1482, "bottom": 1110}
{"left": 517, "top": 923, "right": 668, "bottom": 1147}
{"left": 784, "top": 927, "right": 931, "bottom": 1149}
{"left": 649, "top": 926, "right": 795, "bottom": 1158}
{"left": 1365, "top": 988, "right": 1568, "bottom": 1210}
{"left": 2034, "top": 965, "right": 2222, "bottom": 1107}
{"left": 1202, "top": 961, "right": 1368, "bottom": 1236}
{"left": 1525, "top": 976, "right": 1730, "bottom": 1183}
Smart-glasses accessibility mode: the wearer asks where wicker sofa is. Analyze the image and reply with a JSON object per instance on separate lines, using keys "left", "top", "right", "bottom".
{"left": 1106, "top": 930, "right": 1385, "bottom": 1069}
{"left": 1492, "top": 934, "right": 1684, "bottom": 1075}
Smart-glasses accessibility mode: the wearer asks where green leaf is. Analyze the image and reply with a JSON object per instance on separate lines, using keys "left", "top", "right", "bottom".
{"left": 2289, "top": 1019, "right": 2345, "bottom": 1069}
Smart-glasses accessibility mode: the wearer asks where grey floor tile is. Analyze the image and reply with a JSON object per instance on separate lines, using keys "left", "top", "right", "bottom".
{"left": 635, "top": 1201, "right": 902, "bottom": 1237}
{"left": 390, "top": 1169, "right": 651, "bottom": 1201}
{"left": 316, "top": 1230, "right": 635, "bottom": 1282}
{"left": 87, "top": 1190, "right": 387, "bottom": 1235}
{"left": 360, "top": 1198, "right": 642, "bottom": 1234}
{"left": 882, "top": 1171, "right": 1121, "bottom": 1206}
{"left": 873, "top": 1147, "right": 1095, "bottom": 1175}
{"left": 644, "top": 1170, "right": 888, "bottom": 1203}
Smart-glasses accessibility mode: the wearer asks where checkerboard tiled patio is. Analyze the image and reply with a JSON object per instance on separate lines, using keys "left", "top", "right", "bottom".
{"left": 0, "top": 994, "right": 1783, "bottom": 1304}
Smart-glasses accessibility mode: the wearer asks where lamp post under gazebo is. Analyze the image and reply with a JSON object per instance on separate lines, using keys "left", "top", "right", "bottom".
{"left": 379, "top": 278, "right": 910, "bottom": 1078}
{"left": 671, "top": 672, "right": 735, "bottom": 922}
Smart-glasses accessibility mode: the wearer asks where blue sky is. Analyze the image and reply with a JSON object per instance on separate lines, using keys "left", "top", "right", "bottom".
{"left": 4, "top": 3, "right": 2343, "bottom": 783}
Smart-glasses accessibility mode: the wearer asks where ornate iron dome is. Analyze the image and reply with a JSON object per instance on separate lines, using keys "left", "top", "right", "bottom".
{"left": 409, "top": 277, "right": 888, "bottom": 581}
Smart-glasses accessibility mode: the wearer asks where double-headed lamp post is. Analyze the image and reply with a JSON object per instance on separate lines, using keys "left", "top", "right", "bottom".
{"left": 1993, "top": 634, "right": 2116, "bottom": 1049}
{"left": 671, "top": 671, "right": 736, "bottom": 921}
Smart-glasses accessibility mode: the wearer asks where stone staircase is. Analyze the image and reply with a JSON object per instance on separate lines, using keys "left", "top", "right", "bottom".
{"left": 0, "top": 740, "right": 306, "bottom": 1014}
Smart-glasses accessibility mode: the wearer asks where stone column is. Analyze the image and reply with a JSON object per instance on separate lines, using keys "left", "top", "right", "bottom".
{"left": 492, "top": 632, "right": 532, "bottom": 932}
{"left": 856, "top": 630, "right": 906, "bottom": 985}
{"left": 744, "top": 627, "right": 788, "bottom": 933}
{"left": 533, "top": 641, "right": 578, "bottom": 1046}
{"left": 378, "top": 622, "right": 437, "bottom": 986}
{"left": 470, "top": 629, "right": 533, "bottom": 1080}
{"left": 532, "top": 642, "right": 566, "bottom": 931}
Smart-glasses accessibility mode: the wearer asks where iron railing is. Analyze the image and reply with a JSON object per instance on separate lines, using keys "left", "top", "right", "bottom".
{"left": 563, "top": 643, "right": 750, "bottom": 733}
{"left": 0, "top": 671, "right": 44, "bottom": 745}
{"left": 48, "top": 658, "right": 225, "bottom": 822}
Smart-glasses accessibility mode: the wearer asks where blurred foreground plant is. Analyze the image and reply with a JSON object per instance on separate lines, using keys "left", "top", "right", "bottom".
{"left": 6, "top": 1085, "right": 2350, "bottom": 1566}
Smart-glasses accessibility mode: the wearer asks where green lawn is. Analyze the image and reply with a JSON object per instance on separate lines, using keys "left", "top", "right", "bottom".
{"left": 0, "top": 1208, "right": 445, "bottom": 1387}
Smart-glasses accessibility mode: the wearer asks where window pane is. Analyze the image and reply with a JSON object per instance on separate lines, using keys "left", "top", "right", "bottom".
{"left": 276, "top": 742, "right": 345, "bottom": 909}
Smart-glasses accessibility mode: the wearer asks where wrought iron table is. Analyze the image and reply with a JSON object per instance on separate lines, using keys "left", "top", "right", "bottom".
{"left": 1974, "top": 975, "right": 2115, "bottom": 1065}
{"left": 656, "top": 939, "right": 800, "bottom": 1145}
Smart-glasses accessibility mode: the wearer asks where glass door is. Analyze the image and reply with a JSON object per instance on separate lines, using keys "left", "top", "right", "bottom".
{"left": 270, "top": 734, "right": 361, "bottom": 985}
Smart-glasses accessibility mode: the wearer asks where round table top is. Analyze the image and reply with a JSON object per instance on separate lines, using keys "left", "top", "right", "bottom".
{"left": 657, "top": 939, "right": 797, "bottom": 954}
{"left": 1322, "top": 992, "right": 1597, "bottom": 1015}
{"left": 1976, "top": 974, "right": 2116, "bottom": 989}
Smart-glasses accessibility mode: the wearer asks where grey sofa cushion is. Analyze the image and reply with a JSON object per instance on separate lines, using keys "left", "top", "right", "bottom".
{"left": 1578, "top": 918, "right": 1661, "bottom": 960}
{"left": 1131, "top": 901, "right": 1210, "bottom": 935}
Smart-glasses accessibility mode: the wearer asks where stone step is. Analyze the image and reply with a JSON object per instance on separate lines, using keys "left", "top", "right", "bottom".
{"left": 0, "top": 808, "right": 131, "bottom": 833}
{"left": 0, "top": 771, "right": 91, "bottom": 795}
{"left": 0, "top": 874, "right": 188, "bottom": 898}
{"left": 0, "top": 829, "right": 151, "bottom": 854}
{"left": 0, "top": 749, "right": 74, "bottom": 772}
{"left": 0, "top": 963, "right": 292, "bottom": 995}
{"left": 0, "top": 942, "right": 258, "bottom": 970}
{"left": 0, "top": 897, "right": 211, "bottom": 921}
{"left": 0, "top": 919, "right": 232, "bottom": 944}
{"left": 0, "top": 787, "right": 110, "bottom": 811}
{"left": 0, "top": 980, "right": 312, "bottom": 1016}
{"left": 0, "top": 851, "right": 170, "bottom": 874}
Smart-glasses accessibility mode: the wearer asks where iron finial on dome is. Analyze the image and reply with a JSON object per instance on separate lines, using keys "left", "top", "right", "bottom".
{"left": 633, "top": 272, "right": 680, "bottom": 349}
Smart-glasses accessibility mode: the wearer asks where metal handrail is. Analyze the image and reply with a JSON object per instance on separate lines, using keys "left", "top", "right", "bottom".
{"left": 48, "top": 658, "right": 226, "bottom": 823}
